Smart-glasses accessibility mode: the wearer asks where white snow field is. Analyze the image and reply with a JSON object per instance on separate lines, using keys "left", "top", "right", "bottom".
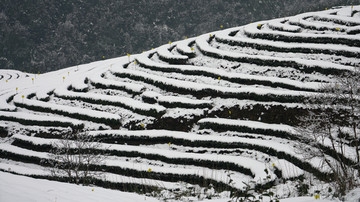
{"left": 1, "top": 5, "right": 360, "bottom": 202}
{"left": 0, "top": 171, "right": 159, "bottom": 202}
{"left": 2, "top": 171, "right": 360, "bottom": 201}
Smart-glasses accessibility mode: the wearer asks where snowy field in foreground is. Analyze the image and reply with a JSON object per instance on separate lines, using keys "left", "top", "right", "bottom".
{"left": 2, "top": 171, "right": 360, "bottom": 202}
{"left": 0, "top": 171, "right": 159, "bottom": 202}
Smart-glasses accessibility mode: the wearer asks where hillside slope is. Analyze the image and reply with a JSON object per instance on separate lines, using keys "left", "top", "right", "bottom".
{"left": 0, "top": 5, "right": 359, "bottom": 201}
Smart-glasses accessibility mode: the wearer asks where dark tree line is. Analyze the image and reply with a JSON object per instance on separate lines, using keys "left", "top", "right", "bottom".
{"left": 0, "top": 0, "right": 357, "bottom": 73}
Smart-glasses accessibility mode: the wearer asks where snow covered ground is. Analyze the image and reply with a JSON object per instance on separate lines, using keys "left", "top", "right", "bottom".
{"left": 2, "top": 171, "right": 360, "bottom": 201}
{"left": 0, "top": 171, "right": 159, "bottom": 202}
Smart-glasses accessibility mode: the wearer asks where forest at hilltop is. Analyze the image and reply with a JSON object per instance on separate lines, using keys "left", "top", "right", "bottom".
{"left": 0, "top": 0, "right": 358, "bottom": 73}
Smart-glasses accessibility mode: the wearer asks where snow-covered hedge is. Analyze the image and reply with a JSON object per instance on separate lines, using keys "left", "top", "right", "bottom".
{"left": 215, "top": 29, "right": 360, "bottom": 58}
{"left": 197, "top": 34, "right": 354, "bottom": 75}
{"left": 87, "top": 72, "right": 145, "bottom": 94}
{"left": 7, "top": 135, "right": 262, "bottom": 181}
{"left": 1, "top": 141, "right": 236, "bottom": 192}
{"left": 0, "top": 69, "right": 29, "bottom": 81}
{"left": 346, "top": 25, "right": 360, "bottom": 35}
{"left": 288, "top": 17, "right": 348, "bottom": 32}
{"left": 35, "top": 89, "right": 54, "bottom": 102}
{"left": 0, "top": 146, "right": 170, "bottom": 193}
{"left": 11, "top": 129, "right": 347, "bottom": 183}
{"left": 0, "top": 93, "right": 16, "bottom": 111}
{"left": 312, "top": 13, "right": 360, "bottom": 26}
{"left": 136, "top": 53, "right": 321, "bottom": 92}
{"left": 210, "top": 102, "right": 309, "bottom": 126}
{"left": 111, "top": 68, "right": 308, "bottom": 103}
{"left": 244, "top": 21, "right": 360, "bottom": 47}
{"left": 156, "top": 44, "right": 188, "bottom": 64}
{"left": 0, "top": 111, "right": 84, "bottom": 129}
{"left": 198, "top": 118, "right": 297, "bottom": 140}
{"left": 141, "top": 91, "right": 213, "bottom": 109}
{"left": 0, "top": 123, "right": 8, "bottom": 137}
{"left": 175, "top": 39, "right": 196, "bottom": 58}
{"left": 13, "top": 95, "right": 121, "bottom": 128}
{"left": 54, "top": 87, "right": 166, "bottom": 117}
{"left": 69, "top": 77, "right": 89, "bottom": 92}
{"left": 87, "top": 130, "right": 331, "bottom": 180}
{"left": 267, "top": 20, "right": 301, "bottom": 33}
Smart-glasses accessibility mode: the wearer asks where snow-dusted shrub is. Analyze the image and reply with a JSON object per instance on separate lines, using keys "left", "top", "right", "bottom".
{"left": 137, "top": 54, "right": 319, "bottom": 92}
{"left": 215, "top": 31, "right": 360, "bottom": 58}
{"left": 0, "top": 111, "right": 84, "bottom": 129}
{"left": 197, "top": 35, "right": 351, "bottom": 76}
{"left": 244, "top": 23, "right": 360, "bottom": 47}
{"left": 14, "top": 101, "right": 121, "bottom": 128}
{"left": 296, "top": 69, "right": 360, "bottom": 197}
{"left": 113, "top": 71, "right": 304, "bottom": 103}
{"left": 156, "top": 44, "right": 188, "bottom": 64}
{"left": 48, "top": 131, "right": 106, "bottom": 185}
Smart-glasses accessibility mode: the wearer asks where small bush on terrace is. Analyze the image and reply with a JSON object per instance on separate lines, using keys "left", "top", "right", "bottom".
{"left": 296, "top": 68, "right": 360, "bottom": 198}
{"left": 48, "top": 130, "right": 107, "bottom": 185}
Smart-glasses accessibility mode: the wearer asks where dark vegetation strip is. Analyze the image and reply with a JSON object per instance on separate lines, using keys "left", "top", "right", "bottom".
{"left": 347, "top": 28, "right": 360, "bottom": 35}
{"left": 141, "top": 94, "right": 212, "bottom": 109}
{"left": 198, "top": 38, "right": 349, "bottom": 76}
{"left": 244, "top": 29, "right": 360, "bottom": 48}
{"left": 0, "top": 168, "right": 162, "bottom": 195}
{"left": 0, "top": 125, "right": 8, "bottom": 137}
{"left": 157, "top": 52, "right": 188, "bottom": 65}
{"left": 176, "top": 44, "right": 196, "bottom": 58}
{"left": 11, "top": 139, "right": 255, "bottom": 178}
{"left": 14, "top": 102, "right": 121, "bottom": 129}
{"left": 6, "top": 95, "right": 15, "bottom": 103}
{"left": 1, "top": 161, "right": 286, "bottom": 197}
{"left": 215, "top": 32, "right": 360, "bottom": 58}
{"left": 53, "top": 93, "right": 165, "bottom": 118}
{"left": 67, "top": 85, "right": 89, "bottom": 93}
{"left": 208, "top": 104, "right": 308, "bottom": 126}
{"left": 13, "top": 133, "right": 332, "bottom": 182}
{"left": 288, "top": 21, "right": 345, "bottom": 32}
{"left": 198, "top": 121, "right": 298, "bottom": 141}
{"left": 313, "top": 16, "right": 360, "bottom": 26}
{"left": 197, "top": 121, "right": 357, "bottom": 168}
{"left": 137, "top": 58, "right": 317, "bottom": 92}
{"left": 88, "top": 80, "right": 144, "bottom": 95}
{"left": 102, "top": 136, "right": 334, "bottom": 182}
{"left": 157, "top": 100, "right": 212, "bottom": 109}
{"left": 92, "top": 134, "right": 332, "bottom": 181}
{"left": 0, "top": 149, "right": 239, "bottom": 193}
{"left": 267, "top": 23, "right": 301, "bottom": 33}
{"left": 112, "top": 72, "right": 304, "bottom": 103}
{"left": 0, "top": 114, "right": 84, "bottom": 130}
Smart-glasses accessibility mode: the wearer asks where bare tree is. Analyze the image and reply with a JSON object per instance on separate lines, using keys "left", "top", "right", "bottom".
{"left": 48, "top": 130, "right": 106, "bottom": 185}
{"left": 333, "top": 71, "right": 360, "bottom": 165}
{"left": 296, "top": 69, "right": 360, "bottom": 197}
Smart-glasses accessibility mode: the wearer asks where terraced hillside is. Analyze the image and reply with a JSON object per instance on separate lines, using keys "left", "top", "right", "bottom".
{"left": 1, "top": 5, "right": 359, "bottom": 200}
